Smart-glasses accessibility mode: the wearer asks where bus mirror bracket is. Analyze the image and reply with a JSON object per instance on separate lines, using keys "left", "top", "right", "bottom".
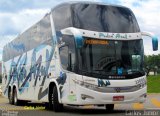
{"left": 141, "top": 32, "right": 158, "bottom": 51}
{"left": 61, "top": 27, "right": 84, "bottom": 49}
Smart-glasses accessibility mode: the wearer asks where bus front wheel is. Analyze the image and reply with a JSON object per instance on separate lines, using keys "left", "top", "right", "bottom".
{"left": 50, "top": 86, "right": 63, "bottom": 112}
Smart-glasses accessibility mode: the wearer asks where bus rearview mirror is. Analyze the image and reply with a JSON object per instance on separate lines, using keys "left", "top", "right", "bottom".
{"left": 75, "top": 36, "right": 84, "bottom": 48}
{"left": 141, "top": 32, "right": 158, "bottom": 51}
{"left": 60, "top": 27, "right": 84, "bottom": 49}
{"left": 152, "top": 36, "right": 158, "bottom": 51}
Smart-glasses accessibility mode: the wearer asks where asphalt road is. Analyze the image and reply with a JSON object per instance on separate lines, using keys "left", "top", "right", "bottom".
{"left": 0, "top": 94, "right": 160, "bottom": 116}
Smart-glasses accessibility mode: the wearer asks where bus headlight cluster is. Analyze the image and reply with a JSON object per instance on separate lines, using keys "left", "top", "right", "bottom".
{"left": 81, "top": 82, "right": 97, "bottom": 90}
{"left": 140, "top": 93, "right": 147, "bottom": 98}
{"left": 138, "top": 82, "right": 147, "bottom": 89}
{"left": 81, "top": 94, "right": 94, "bottom": 100}
{"left": 73, "top": 79, "right": 97, "bottom": 90}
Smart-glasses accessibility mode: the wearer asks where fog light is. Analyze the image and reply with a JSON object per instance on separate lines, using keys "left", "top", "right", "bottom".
{"left": 140, "top": 93, "right": 147, "bottom": 98}
{"left": 81, "top": 94, "right": 94, "bottom": 100}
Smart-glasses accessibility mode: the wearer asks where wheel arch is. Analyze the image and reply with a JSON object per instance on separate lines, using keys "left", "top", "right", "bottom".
{"left": 13, "top": 85, "right": 16, "bottom": 92}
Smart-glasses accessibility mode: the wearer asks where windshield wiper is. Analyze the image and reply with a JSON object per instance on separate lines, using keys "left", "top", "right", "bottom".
{"left": 81, "top": 69, "right": 108, "bottom": 76}
{"left": 93, "top": 69, "right": 105, "bottom": 71}
{"left": 128, "top": 70, "right": 145, "bottom": 75}
{"left": 93, "top": 69, "right": 116, "bottom": 75}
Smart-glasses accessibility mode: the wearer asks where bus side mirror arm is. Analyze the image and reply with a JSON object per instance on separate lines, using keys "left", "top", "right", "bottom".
{"left": 61, "top": 27, "right": 84, "bottom": 48}
{"left": 141, "top": 31, "right": 158, "bottom": 51}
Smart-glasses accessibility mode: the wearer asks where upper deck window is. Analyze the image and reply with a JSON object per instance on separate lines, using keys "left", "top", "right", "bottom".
{"left": 52, "top": 3, "right": 140, "bottom": 33}
{"left": 71, "top": 4, "right": 140, "bottom": 33}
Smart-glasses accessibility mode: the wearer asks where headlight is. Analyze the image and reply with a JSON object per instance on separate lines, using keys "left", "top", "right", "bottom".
{"left": 73, "top": 79, "right": 97, "bottom": 90}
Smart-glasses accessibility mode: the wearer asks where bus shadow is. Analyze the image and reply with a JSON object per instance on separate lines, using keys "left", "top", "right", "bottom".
{"left": 63, "top": 107, "right": 126, "bottom": 115}
{"left": 15, "top": 102, "right": 126, "bottom": 115}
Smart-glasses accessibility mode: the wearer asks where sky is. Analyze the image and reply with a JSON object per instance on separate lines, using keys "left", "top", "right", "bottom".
{"left": 0, "top": 0, "right": 160, "bottom": 60}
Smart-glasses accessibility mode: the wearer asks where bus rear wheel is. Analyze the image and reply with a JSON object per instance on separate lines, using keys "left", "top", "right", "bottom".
{"left": 13, "top": 89, "right": 20, "bottom": 105}
{"left": 13, "top": 88, "right": 27, "bottom": 106}
{"left": 105, "top": 104, "right": 114, "bottom": 111}
{"left": 8, "top": 89, "right": 13, "bottom": 104}
{"left": 50, "top": 86, "right": 63, "bottom": 112}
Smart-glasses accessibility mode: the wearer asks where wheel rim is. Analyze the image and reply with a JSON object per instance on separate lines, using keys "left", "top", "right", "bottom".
{"left": 51, "top": 93, "right": 54, "bottom": 104}
{"left": 14, "top": 90, "right": 17, "bottom": 104}
{"left": 9, "top": 91, "right": 12, "bottom": 103}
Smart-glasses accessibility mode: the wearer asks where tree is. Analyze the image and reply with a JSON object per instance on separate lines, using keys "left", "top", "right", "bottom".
{"left": 144, "top": 54, "right": 160, "bottom": 76}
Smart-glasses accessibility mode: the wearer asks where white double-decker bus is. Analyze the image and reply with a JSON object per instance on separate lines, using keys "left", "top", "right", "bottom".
{"left": 2, "top": 2, "right": 158, "bottom": 112}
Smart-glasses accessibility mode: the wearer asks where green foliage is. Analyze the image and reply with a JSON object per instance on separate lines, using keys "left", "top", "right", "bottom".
{"left": 147, "top": 75, "right": 160, "bottom": 93}
{"left": 144, "top": 54, "right": 160, "bottom": 75}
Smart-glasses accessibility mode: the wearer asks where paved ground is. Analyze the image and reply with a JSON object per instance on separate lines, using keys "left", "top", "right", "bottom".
{"left": 0, "top": 94, "right": 160, "bottom": 116}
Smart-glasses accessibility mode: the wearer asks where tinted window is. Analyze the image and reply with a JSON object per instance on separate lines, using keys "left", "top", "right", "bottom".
{"left": 71, "top": 4, "right": 140, "bottom": 33}
{"left": 3, "top": 14, "right": 52, "bottom": 62}
{"left": 52, "top": 3, "right": 140, "bottom": 33}
{"left": 79, "top": 39, "right": 144, "bottom": 79}
{"left": 59, "top": 46, "right": 69, "bottom": 70}
{"left": 59, "top": 35, "right": 76, "bottom": 71}
{"left": 52, "top": 5, "right": 72, "bottom": 31}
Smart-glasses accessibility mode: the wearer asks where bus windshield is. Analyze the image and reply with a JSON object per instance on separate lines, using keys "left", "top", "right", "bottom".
{"left": 79, "top": 39, "right": 145, "bottom": 79}
{"left": 53, "top": 3, "right": 144, "bottom": 79}
{"left": 72, "top": 3, "right": 140, "bottom": 33}
{"left": 53, "top": 3, "right": 140, "bottom": 33}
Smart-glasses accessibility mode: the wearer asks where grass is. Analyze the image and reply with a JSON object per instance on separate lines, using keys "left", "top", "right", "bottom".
{"left": 147, "top": 75, "right": 160, "bottom": 93}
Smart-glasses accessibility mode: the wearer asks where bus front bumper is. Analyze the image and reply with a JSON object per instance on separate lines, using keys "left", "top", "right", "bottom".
{"left": 73, "top": 85, "right": 147, "bottom": 105}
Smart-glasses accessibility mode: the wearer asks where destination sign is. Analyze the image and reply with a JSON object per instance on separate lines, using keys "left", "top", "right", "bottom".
{"left": 85, "top": 39, "right": 108, "bottom": 45}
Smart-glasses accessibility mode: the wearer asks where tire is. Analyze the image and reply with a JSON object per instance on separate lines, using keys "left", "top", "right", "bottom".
{"left": 13, "top": 89, "right": 26, "bottom": 106}
{"left": 105, "top": 104, "right": 114, "bottom": 111}
{"left": 13, "top": 89, "right": 19, "bottom": 105}
{"left": 8, "top": 89, "right": 13, "bottom": 104}
{"left": 45, "top": 103, "right": 50, "bottom": 110}
{"left": 50, "top": 86, "right": 63, "bottom": 112}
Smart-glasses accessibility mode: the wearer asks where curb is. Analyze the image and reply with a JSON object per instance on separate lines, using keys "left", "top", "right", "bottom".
{"left": 147, "top": 93, "right": 160, "bottom": 95}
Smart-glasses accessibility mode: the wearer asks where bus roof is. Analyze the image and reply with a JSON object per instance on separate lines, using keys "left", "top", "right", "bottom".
{"left": 52, "top": 1, "right": 130, "bottom": 11}
{"left": 4, "top": 1, "right": 130, "bottom": 50}
{"left": 3, "top": 1, "right": 137, "bottom": 62}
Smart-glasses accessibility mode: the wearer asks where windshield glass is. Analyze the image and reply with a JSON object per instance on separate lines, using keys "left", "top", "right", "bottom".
{"left": 52, "top": 3, "right": 140, "bottom": 33}
{"left": 79, "top": 38, "right": 145, "bottom": 79}
{"left": 53, "top": 3, "right": 143, "bottom": 79}
{"left": 72, "top": 4, "right": 140, "bottom": 33}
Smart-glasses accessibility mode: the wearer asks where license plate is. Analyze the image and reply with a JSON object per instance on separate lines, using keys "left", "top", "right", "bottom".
{"left": 113, "top": 96, "right": 124, "bottom": 101}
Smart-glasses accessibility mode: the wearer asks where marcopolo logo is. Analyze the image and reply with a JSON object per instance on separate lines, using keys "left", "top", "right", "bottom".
{"left": 98, "top": 79, "right": 110, "bottom": 87}
{"left": 114, "top": 87, "right": 121, "bottom": 93}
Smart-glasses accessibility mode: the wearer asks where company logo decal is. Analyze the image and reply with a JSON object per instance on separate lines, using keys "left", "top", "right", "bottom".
{"left": 114, "top": 87, "right": 121, "bottom": 93}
